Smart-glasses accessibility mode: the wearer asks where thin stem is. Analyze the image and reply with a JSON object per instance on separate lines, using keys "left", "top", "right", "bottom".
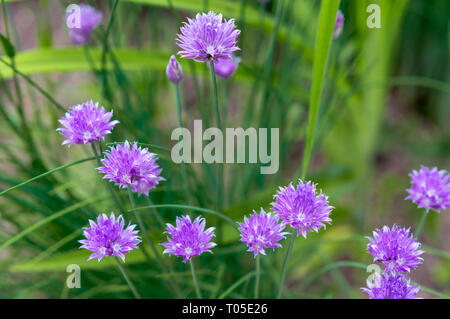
{"left": 175, "top": 83, "right": 192, "bottom": 204}
{"left": 254, "top": 255, "right": 260, "bottom": 299}
{"left": 277, "top": 234, "right": 295, "bottom": 298}
{"left": 128, "top": 191, "right": 183, "bottom": 298}
{"left": 114, "top": 256, "right": 141, "bottom": 299}
{"left": 145, "top": 196, "right": 165, "bottom": 228}
{"left": 127, "top": 187, "right": 162, "bottom": 266}
{"left": 100, "top": 0, "right": 120, "bottom": 100}
{"left": 0, "top": 57, "right": 65, "bottom": 112}
{"left": 209, "top": 60, "right": 224, "bottom": 243}
{"left": 91, "top": 142, "right": 124, "bottom": 213}
{"left": 190, "top": 259, "right": 202, "bottom": 299}
{"left": 415, "top": 209, "right": 428, "bottom": 238}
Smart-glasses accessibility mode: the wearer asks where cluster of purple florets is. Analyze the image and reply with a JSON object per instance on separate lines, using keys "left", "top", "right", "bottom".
{"left": 361, "top": 224, "right": 424, "bottom": 299}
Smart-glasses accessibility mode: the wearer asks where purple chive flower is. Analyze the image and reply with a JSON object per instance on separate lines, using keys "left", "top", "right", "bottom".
{"left": 177, "top": 11, "right": 240, "bottom": 63}
{"left": 161, "top": 215, "right": 216, "bottom": 262}
{"left": 57, "top": 100, "right": 119, "bottom": 147}
{"left": 79, "top": 212, "right": 141, "bottom": 262}
{"left": 333, "top": 10, "right": 344, "bottom": 39}
{"left": 272, "top": 180, "right": 333, "bottom": 238}
{"left": 97, "top": 141, "right": 165, "bottom": 196}
{"left": 361, "top": 273, "right": 420, "bottom": 299}
{"left": 238, "top": 208, "right": 288, "bottom": 257}
{"left": 213, "top": 56, "right": 241, "bottom": 78}
{"left": 367, "top": 225, "right": 424, "bottom": 274}
{"left": 406, "top": 166, "right": 450, "bottom": 213}
{"left": 66, "top": 4, "right": 103, "bottom": 45}
{"left": 166, "top": 55, "right": 183, "bottom": 84}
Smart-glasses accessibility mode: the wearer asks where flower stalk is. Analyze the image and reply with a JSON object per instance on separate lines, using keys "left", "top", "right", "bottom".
{"left": 190, "top": 259, "right": 202, "bottom": 299}
{"left": 114, "top": 256, "right": 142, "bottom": 299}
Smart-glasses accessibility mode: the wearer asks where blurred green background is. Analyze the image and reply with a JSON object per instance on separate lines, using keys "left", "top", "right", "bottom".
{"left": 0, "top": 0, "right": 449, "bottom": 298}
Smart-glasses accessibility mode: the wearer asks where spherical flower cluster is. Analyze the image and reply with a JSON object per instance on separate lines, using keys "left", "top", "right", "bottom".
{"left": 57, "top": 100, "right": 119, "bottom": 147}
{"left": 97, "top": 141, "right": 165, "bottom": 196}
{"left": 177, "top": 11, "right": 240, "bottom": 63}
{"left": 333, "top": 10, "right": 344, "bottom": 39}
{"left": 272, "top": 180, "right": 333, "bottom": 238}
{"left": 367, "top": 225, "right": 424, "bottom": 273}
{"left": 213, "top": 56, "right": 241, "bottom": 78}
{"left": 406, "top": 166, "right": 450, "bottom": 213}
{"left": 161, "top": 215, "right": 216, "bottom": 262}
{"left": 66, "top": 4, "right": 103, "bottom": 45}
{"left": 238, "top": 208, "right": 288, "bottom": 257}
{"left": 79, "top": 212, "right": 141, "bottom": 262}
{"left": 166, "top": 55, "right": 183, "bottom": 84}
{"left": 361, "top": 273, "right": 420, "bottom": 299}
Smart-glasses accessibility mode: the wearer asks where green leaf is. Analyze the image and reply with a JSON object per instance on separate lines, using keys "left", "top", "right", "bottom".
{"left": 0, "top": 157, "right": 96, "bottom": 196}
{"left": 10, "top": 243, "right": 150, "bottom": 272}
{"left": 299, "top": 0, "right": 341, "bottom": 179}
{"left": 0, "top": 195, "right": 108, "bottom": 251}
{"left": 0, "top": 33, "right": 15, "bottom": 58}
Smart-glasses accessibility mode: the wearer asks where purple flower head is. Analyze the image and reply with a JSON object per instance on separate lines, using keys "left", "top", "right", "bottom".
{"left": 272, "top": 180, "right": 333, "bottom": 238}
{"left": 406, "top": 166, "right": 450, "bottom": 213}
{"left": 367, "top": 225, "right": 424, "bottom": 273}
{"left": 97, "top": 141, "right": 165, "bottom": 196}
{"left": 177, "top": 11, "right": 240, "bottom": 63}
{"left": 238, "top": 208, "right": 288, "bottom": 257}
{"left": 166, "top": 55, "right": 183, "bottom": 84}
{"left": 79, "top": 212, "right": 141, "bottom": 262}
{"left": 361, "top": 273, "right": 420, "bottom": 299}
{"left": 161, "top": 215, "right": 216, "bottom": 262}
{"left": 213, "top": 56, "right": 241, "bottom": 78}
{"left": 57, "top": 100, "right": 119, "bottom": 147}
{"left": 333, "top": 10, "right": 344, "bottom": 39}
{"left": 66, "top": 4, "right": 103, "bottom": 45}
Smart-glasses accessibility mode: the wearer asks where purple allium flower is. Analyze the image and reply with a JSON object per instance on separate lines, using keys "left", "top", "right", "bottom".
{"left": 79, "top": 212, "right": 141, "bottom": 262}
{"left": 177, "top": 11, "right": 240, "bottom": 63}
{"left": 406, "top": 166, "right": 450, "bottom": 213}
{"left": 333, "top": 10, "right": 344, "bottom": 39}
{"left": 166, "top": 55, "right": 183, "bottom": 84}
{"left": 97, "top": 141, "right": 165, "bottom": 196}
{"left": 272, "top": 180, "right": 333, "bottom": 238}
{"left": 367, "top": 225, "right": 424, "bottom": 273}
{"left": 66, "top": 4, "right": 103, "bottom": 45}
{"left": 56, "top": 100, "right": 119, "bottom": 147}
{"left": 238, "top": 208, "right": 288, "bottom": 257}
{"left": 161, "top": 215, "right": 216, "bottom": 262}
{"left": 213, "top": 56, "right": 241, "bottom": 78}
{"left": 361, "top": 273, "right": 420, "bottom": 299}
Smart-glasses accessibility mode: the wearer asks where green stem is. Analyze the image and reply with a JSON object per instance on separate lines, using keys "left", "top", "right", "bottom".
{"left": 128, "top": 191, "right": 183, "bottom": 298}
{"left": 0, "top": 157, "right": 95, "bottom": 196}
{"left": 128, "top": 204, "right": 238, "bottom": 230}
{"left": 209, "top": 60, "right": 224, "bottom": 244}
{"left": 254, "top": 255, "right": 260, "bottom": 299}
{"left": 175, "top": 83, "right": 192, "bottom": 204}
{"left": 415, "top": 209, "right": 428, "bottom": 238}
{"left": 127, "top": 187, "right": 162, "bottom": 266}
{"left": 100, "top": 0, "right": 120, "bottom": 100}
{"left": 190, "top": 259, "right": 202, "bottom": 299}
{"left": 277, "top": 234, "right": 295, "bottom": 298}
{"left": 1, "top": 0, "right": 11, "bottom": 39}
{"left": 91, "top": 142, "right": 124, "bottom": 213}
{"left": 145, "top": 196, "right": 165, "bottom": 228}
{"left": 0, "top": 57, "right": 65, "bottom": 112}
{"left": 114, "top": 256, "right": 141, "bottom": 299}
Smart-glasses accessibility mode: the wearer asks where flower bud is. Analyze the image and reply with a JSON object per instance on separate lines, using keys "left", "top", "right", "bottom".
{"left": 166, "top": 55, "right": 183, "bottom": 84}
